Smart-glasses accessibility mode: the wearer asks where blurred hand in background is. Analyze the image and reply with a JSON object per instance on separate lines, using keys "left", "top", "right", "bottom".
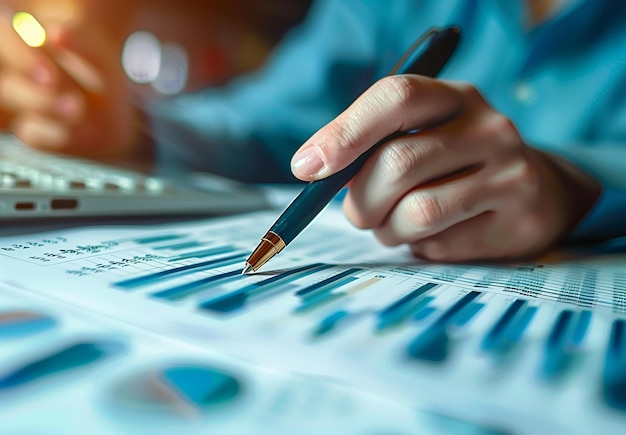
{"left": 0, "top": 0, "right": 312, "bottom": 159}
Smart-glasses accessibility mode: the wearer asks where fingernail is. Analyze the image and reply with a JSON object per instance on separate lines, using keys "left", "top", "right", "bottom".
{"left": 291, "top": 147, "right": 325, "bottom": 178}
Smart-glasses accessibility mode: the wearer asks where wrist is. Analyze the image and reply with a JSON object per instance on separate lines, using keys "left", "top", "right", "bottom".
{"left": 535, "top": 148, "right": 601, "bottom": 239}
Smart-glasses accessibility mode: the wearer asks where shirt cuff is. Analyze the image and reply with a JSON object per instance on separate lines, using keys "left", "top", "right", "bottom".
{"left": 568, "top": 187, "right": 626, "bottom": 242}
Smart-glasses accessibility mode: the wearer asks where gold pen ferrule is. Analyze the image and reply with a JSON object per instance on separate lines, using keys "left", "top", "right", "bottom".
{"left": 245, "top": 231, "right": 286, "bottom": 272}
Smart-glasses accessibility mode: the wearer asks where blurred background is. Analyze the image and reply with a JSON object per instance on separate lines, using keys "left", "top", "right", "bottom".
{"left": 3, "top": 0, "right": 313, "bottom": 93}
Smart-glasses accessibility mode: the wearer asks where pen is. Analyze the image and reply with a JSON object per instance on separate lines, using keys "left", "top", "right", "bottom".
{"left": 243, "top": 26, "right": 461, "bottom": 274}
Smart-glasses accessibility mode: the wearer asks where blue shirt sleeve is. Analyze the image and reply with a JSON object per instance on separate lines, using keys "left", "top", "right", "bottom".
{"left": 570, "top": 188, "right": 626, "bottom": 242}
{"left": 144, "top": 0, "right": 391, "bottom": 182}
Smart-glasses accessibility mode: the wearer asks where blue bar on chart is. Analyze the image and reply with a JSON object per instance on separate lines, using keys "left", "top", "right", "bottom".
{"left": 151, "top": 269, "right": 245, "bottom": 302}
{"left": 451, "top": 302, "right": 485, "bottom": 328}
{"left": 504, "top": 305, "right": 537, "bottom": 345}
{"left": 300, "top": 275, "right": 383, "bottom": 316}
{"left": 293, "top": 268, "right": 361, "bottom": 314}
{"left": 412, "top": 305, "right": 437, "bottom": 322}
{"left": 294, "top": 290, "right": 350, "bottom": 314}
{"left": 0, "top": 339, "right": 126, "bottom": 391}
{"left": 376, "top": 282, "right": 438, "bottom": 331}
{"left": 113, "top": 253, "right": 246, "bottom": 290}
{"left": 540, "top": 309, "right": 576, "bottom": 381}
{"left": 152, "top": 240, "right": 204, "bottom": 251}
{"left": 295, "top": 268, "right": 361, "bottom": 298}
{"left": 0, "top": 310, "right": 57, "bottom": 339}
{"left": 569, "top": 310, "right": 592, "bottom": 347}
{"left": 603, "top": 319, "right": 626, "bottom": 410}
{"left": 199, "top": 263, "right": 330, "bottom": 314}
{"left": 406, "top": 291, "right": 481, "bottom": 362}
{"left": 428, "top": 291, "right": 482, "bottom": 327}
{"left": 167, "top": 245, "right": 238, "bottom": 262}
{"left": 312, "top": 310, "right": 351, "bottom": 338}
{"left": 480, "top": 299, "right": 527, "bottom": 353}
{"left": 133, "top": 234, "right": 186, "bottom": 245}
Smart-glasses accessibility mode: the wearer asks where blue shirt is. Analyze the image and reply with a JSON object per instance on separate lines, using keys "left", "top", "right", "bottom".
{"left": 146, "top": 0, "right": 626, "bottom": 242}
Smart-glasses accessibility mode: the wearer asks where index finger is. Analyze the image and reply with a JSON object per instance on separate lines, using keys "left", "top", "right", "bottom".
{"left": 291, "top": 75, "right": 463, "bottom": 180}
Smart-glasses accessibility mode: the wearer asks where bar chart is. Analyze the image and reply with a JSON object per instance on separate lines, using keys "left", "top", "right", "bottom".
{"left": 0, "top": 210, "right": 625, "bottom": 434}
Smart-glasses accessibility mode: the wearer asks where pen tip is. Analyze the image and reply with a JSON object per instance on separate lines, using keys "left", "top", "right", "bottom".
{"left": 241, "top": 264, "right": 253, "bottom": 275}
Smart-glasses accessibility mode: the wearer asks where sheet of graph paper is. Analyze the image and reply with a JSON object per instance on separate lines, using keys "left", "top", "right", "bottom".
{"left": 0, "top": 207, "right": 625, "bottom": 435}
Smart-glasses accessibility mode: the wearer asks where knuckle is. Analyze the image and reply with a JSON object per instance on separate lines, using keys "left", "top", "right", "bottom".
{"left": 484, "top": 113, "right": 521, "bottom": 150}
{"left": 378, "top": 141, "right": 427, "bottom": 182}
{"left": 406, "top": 191, "right": 445, "bottom": 229}
{"left": 455, "top": 81, "right": 483, "bottom": 101}
{"left": 376, "top": 75, "right": 423, "bottom": 111}
{"left": 323, "top": 120, "right": 360, "bottom": 154}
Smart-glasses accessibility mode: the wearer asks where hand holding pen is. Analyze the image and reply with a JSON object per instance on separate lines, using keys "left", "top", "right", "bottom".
{"left": 246, "top": 24, "right": 600, "bottom": 271}
{"left": 244, "top": 27, "right": 461, "bottom": 273}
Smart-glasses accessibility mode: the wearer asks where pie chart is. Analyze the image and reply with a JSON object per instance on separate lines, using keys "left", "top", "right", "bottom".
{"left": 108, "top": 363, "right": 245, "bottom": 419}
{"left": 0, "top": 310, "right": 57, "bottom": 339}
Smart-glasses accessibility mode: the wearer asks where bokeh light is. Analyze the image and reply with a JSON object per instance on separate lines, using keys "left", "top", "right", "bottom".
{"left": 121, "top": 31, "right": 162, "bottom": 84}
{"left": 12, "top": 11, "right": 47, "bottom": 48}
{"left": 151, "top": 42, "right": 189, "bottom": 95}
{"left": 122, "top": 31, "right": 189, "bottom": 95}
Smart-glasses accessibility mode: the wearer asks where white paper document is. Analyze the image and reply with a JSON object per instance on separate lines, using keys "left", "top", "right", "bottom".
{"left": 0, "top": 207, "right": 625, "bottom": 434}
